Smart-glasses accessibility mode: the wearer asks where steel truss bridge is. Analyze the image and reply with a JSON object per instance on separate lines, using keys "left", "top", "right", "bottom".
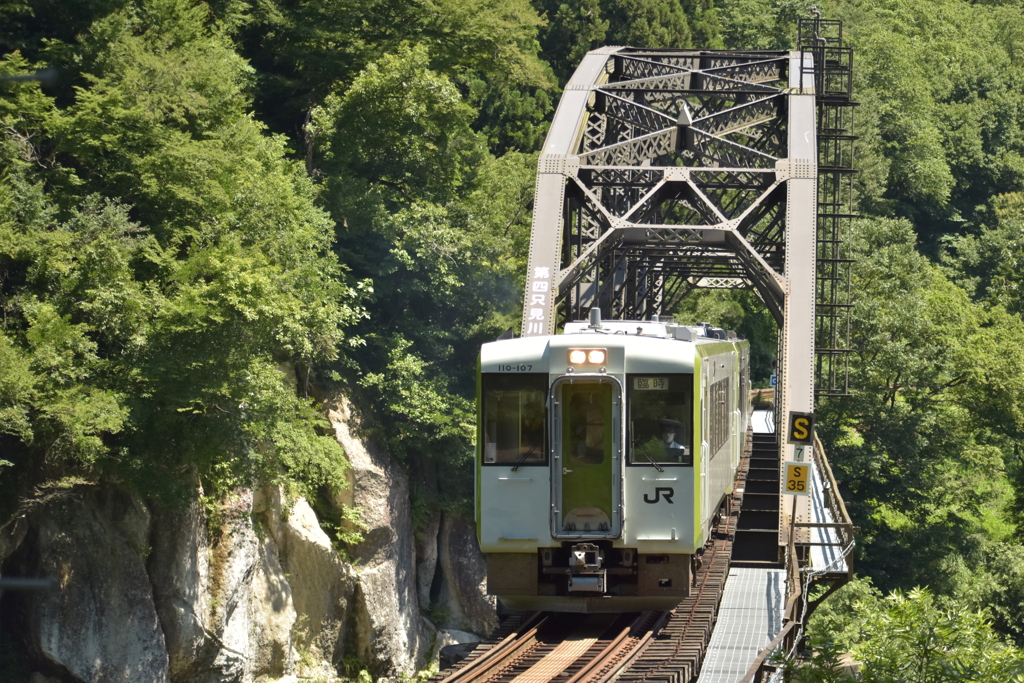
{"left": 521, "top": 18, "right": 855, "bottom": 399}
{"left": 517, "top": 15, "right": 858, "bottom": 680}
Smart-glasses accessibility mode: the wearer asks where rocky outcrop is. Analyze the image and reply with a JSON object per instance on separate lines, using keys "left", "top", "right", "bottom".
{"left": 4, "top": 486, "right": 314, "bottom": 683}
{"left": 437, "top": 515, "right": 497, "bottom": 636}
{"left": 432, "top": 628, "right": 482, "bottom": 669}
{"left": 1, "top": 390, "right": 498, "bottom": 682}
{"left": 415, "top": 509, "right": 441, "bottom": 610}
{"left": 0, "top": 514, "right": 28, "bottom": 565}
{"left": 147, "top": 496, "right": 213, "bottom": 682}
{"left": 409, "top": 457, "right": 442, "bottom": 612}
{"left": 151, "top": 486, "right": 361, "bottom": 682}
{"left": 149, "top": 488, "right": 301, "bottom": 683}
{"left": 206, "top": 488, "right": 298, "bottom": 681}
{"left": 257, "top": 487, "right": 357, "bottom": 671}
{"left": 9, "top": 488, "right": 170, "bottom": 683}
{"left": 329, "top": 395, "right": 435, "bottom": 679}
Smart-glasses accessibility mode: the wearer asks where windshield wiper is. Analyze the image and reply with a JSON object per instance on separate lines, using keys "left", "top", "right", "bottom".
{"left": 511, "top": 445, "right": 538, "bottom": 472}
{"left": 640, "top": 449, "right": 664, "bottom": 472}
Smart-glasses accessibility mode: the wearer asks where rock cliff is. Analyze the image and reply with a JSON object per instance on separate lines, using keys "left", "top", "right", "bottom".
{"left": 0, "top": 394, "right": 493, "bottom": 682}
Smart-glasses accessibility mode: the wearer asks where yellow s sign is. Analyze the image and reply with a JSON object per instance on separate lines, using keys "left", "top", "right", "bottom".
{"left": 788, "top": 412, "right": 814, "bottom": 444}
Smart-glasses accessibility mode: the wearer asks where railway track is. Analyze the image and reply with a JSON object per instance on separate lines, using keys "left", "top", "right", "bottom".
{"left": 435, "top": 610, "right": 666, "bottom": 683}
{"left": 434, "top": 434, "right": 751, "bottom": 683}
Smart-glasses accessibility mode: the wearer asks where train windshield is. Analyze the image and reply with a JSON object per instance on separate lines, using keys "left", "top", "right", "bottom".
{"left": 482, "top": 374, "right": 548, "bottom": 466}
{"left": 627, "top": 374, "right": 693, "bottom": 466}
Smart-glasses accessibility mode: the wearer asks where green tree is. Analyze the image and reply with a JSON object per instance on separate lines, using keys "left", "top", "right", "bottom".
{"left": 224, "top": 0, "right": 554, "bottom": 153}
{"left": 534, "top": 0, "right": 721, "bottom": 83}
{"left": 817, "top": 218, "right": 1020, "bottom": 596}
{"left": 0, "top": 0, "right": 362, "bottom": 513}
{"left": 799, "top": 586, "right": 1024, "bottom": 683}
{"left": 533, "top": 0, "right": 609, "bottom": 81}
{"left": 715, "top": 0, "right": 813, "bottom": 50}
{"left": 826, "top": 0, "right": 1024, "bottom": 251}
{"left": 307, "top": 46, "right": 536, "bottom": 516}
{"left": 950, "top": 193, "right": 1024, "bottom": 317}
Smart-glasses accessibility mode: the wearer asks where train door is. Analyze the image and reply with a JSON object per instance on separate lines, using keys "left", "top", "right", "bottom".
{"left": 551, "top": 377, "right": 622, "bottom": 538}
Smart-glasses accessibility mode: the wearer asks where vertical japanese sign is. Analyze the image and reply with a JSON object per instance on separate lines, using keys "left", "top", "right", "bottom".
{"left": 523, "top": 266, "right": 551, "bottom": 336}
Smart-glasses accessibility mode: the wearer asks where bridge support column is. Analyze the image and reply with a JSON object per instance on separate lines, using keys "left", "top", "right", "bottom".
{"left": 779, "top": 51, "right": 817, "bottom": 547}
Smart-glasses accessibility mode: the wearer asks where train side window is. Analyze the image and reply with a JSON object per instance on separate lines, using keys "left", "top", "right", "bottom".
{"left": 709, "top": 377, "right": 730, "bottom": 454}
{"left": 482, "top": 374, "right": 548, "bottom": 466}
{"left": 627, "top": 374, "right": 693, "bottom": 466}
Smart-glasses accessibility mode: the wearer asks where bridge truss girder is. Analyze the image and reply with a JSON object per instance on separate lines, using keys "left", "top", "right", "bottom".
{"left": 522, "top": 48, "right": 816, "bottom": 331}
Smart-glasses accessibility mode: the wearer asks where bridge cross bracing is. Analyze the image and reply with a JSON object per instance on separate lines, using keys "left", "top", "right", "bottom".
{"left": 521, "top": 47, "right": 804, "bottom": 334}
{"left": 520, "top": 29, "right": 856, "bottom": 399}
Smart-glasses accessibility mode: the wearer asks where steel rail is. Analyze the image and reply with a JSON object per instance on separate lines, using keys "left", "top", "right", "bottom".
{"left": 589, "top": 610, "right": 673, "bottom": 683}
{"left": 563, "top": 612, "right": 667, "bottom": 683}
{"left": 563, "top": 626, "right": 635, "bottom": 683}
{"left": 441, "top": 612, "right": 547, "bottom": 683}
{"left": 436, "top": 611, "right": 673, "bottom": 683}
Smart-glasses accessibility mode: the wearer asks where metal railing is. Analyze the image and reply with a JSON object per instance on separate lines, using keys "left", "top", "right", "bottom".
{"left": 808, "top": 433, "right": 856, "bottom": 564}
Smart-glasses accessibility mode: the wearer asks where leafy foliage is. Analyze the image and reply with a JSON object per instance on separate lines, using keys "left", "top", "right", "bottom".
{"left": 818, "top": 219, "right": 1021, "bottom": 606}
{"left": 794, "top": 0, "right": 1024, "bottom": 651}
{"left": 798, "top": 586, "right": 1024, "bottom": 683}
{"left": 715, "top": 0, "right": 813, "bottom": 50}
{"left": 226, "top": 0, "right": 554, "bottom": 153}
{"left": 0, "top": 0, "right": 362, "bottom": 512}
{"left": 831, "top": 0, "right": 1024, "bottom": 250}
{"left": 306, "top": 44, "right": 537, "bottom": 514}
{"left": 533, "top": 0, "right": 721, "bottom": 81}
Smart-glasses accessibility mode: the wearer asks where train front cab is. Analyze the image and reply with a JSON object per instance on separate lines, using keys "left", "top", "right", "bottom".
{"left": 477, "top": 327, "right": 748, "bottom": 612}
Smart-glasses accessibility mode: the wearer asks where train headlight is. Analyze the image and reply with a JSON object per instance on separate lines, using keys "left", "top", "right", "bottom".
{"left": 568, "top": 349, "right": 607, "bottom": 365}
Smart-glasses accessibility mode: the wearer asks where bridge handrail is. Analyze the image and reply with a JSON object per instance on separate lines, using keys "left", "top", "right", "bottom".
{"left": 797, "top": 433, "right": 856, "bottom": 571}
{"left": 737, "top": 621, "right": 798, "bottom": 683}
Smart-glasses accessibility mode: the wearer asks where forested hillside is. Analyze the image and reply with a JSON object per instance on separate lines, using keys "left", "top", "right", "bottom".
{"left": 3, "top": 0, "right": 1024, "bottom": 679}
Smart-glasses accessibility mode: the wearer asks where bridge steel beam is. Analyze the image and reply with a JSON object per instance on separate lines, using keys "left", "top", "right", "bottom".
{"left": 780, "top": 51, "right": 817, "bottom": 547}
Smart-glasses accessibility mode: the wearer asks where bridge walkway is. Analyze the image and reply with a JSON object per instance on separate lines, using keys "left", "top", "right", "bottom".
{"left": 696, "top": 412, "right": 785, "bottom": 683}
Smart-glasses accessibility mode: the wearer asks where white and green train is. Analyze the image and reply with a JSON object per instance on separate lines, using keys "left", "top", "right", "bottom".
{"left": 476, "top": 313, "right": 750, "bottom": 612}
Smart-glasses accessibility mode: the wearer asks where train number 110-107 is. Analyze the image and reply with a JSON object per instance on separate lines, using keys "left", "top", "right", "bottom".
{"left": 498, "top": 364, "right": 532, "bottom": 372}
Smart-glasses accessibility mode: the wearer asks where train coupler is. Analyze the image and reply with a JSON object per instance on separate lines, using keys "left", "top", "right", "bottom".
{"left": 568, "top": 542, "right": 607, "bottom": 592}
